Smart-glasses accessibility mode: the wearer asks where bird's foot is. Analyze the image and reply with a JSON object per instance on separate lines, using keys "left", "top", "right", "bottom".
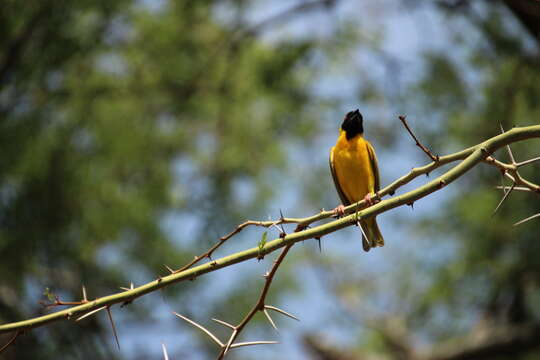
{"left": 363, "top": 193, "right": 378, "bottom": 207}
{"left": 333, "top": 204, "right": 346, "bottom": 217}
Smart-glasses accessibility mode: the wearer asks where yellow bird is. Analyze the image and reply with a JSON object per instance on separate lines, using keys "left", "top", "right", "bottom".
{"left": 329, "top": 109, "right": 384, "bottom": 252}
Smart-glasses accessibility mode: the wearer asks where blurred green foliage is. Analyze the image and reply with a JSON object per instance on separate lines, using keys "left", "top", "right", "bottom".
{"left": 0, "top": 1, "right": 351, "bottom": 358}
{"left": 2, "top": 1, "right": 539, "bottom": 359}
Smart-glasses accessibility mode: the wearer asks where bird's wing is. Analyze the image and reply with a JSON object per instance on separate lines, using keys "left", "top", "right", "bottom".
{"left": 366, "top": 141, "right": 380, "bottom": 192}
{"left": 329, "top": 147, "right": 351, "bottom": 205}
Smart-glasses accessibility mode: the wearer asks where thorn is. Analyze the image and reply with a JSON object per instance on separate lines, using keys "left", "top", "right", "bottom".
{"left": 495, "top": 185, "right": 531, "bottom": 192}
{"left": 229, "top": 340, "right": 279, "bottom": 349}
{"left": 492, "top": 182, "right": 515, "bottom": 217}
{"left": 162, "top": 343, "right": 169, "bottom": 360}
{"left": 357, "top": 222, "right": 370, "bottom": 252}
{"left": 0, "top": 330, "right": 20, "bottom": 355}
{"left": 174, "top": 312, "right": 224, "bottom": 347}
{"left": 407, "top": 202, "right": 414, "bottom": 210}
{"left": 438, "top": 179, "right": 446, "bottom": 188}
{"left": 513, "top": 212, "right": 540, "bottom": 226}
{"left": 279, "top": 210, "right": 287, "bottom": 235}
{"left": 499, "top": 123, "right": 516, "bottom": 164}
{"left": 211, "top": 318, "right": 236, "bottom": 330}
{"left": 82, "top": 286, "right": 87, "bottom": 302}
{"left": 315, "top": 237, "right": 322, "bottom": 252}
{"left": 271, "top": 223, "right": 283, "bottom": 233}
{"left": 263, "top": 308, "right": 278, "bottom": 331}
{"left": 426, "top": 172, "right": 430, "bottom": 177}
{"left": 516, "top": 156, "right": 540, "bottom": 167}
{"left": 224, "top": 329, "right": 237, "bottom": 355}
{"left": 265, "top": 305, "right": 300, "bottom": 321}
{"left": 76, "top": 306, "right": 107, "bottom": 322}
{"left": 389, "top": 190, "right": 395, "bottom": 196}
{"left": 106, "top": 307, "right": 121, "bottom": 350}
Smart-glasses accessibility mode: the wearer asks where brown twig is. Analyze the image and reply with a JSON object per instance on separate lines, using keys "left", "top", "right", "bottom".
{"left": 398, "top": 115, "right": 439, "bottom": 161}
{"left": 0, "top": 330, "right": 20, "bottom": 355}
{"left": 39, "top": 286, "right": 90, "bottom": 309}
{"left": 216, "top": 243, "right": 295, "bottom": 359}
{"left": 39, "top": 295, "right": 89, "bottom": 309}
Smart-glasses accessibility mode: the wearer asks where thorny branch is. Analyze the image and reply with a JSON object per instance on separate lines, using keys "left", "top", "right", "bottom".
{"left": 170, "top": 218, "right": 295, "bottom": 274}
{"left": 217, "top": 243, "right": 296, "bottom": 359}
{"left": 1, "top": 123, "right": 540, "bottom": 358}
{"left": 174, "top": 244, "right": 297, "bottom": 359}
{"left": 399, "top": 115, "right": 440, "bottom": 162}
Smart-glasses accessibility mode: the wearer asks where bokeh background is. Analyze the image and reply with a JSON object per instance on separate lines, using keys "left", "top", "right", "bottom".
{"left": 1, "top": 0, "right": 539, "bottom": 359}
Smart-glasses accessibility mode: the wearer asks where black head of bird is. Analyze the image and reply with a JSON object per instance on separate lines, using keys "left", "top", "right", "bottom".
{"left": 341, "top": 109, "right": 364, "bottom": 140}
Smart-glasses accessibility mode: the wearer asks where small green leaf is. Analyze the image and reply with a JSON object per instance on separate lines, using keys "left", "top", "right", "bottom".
{"left": 258, "top": 231, "right": 268, "bottom": 251}
{"left": 43, "top": 287, "right": 55, "bottom": 301}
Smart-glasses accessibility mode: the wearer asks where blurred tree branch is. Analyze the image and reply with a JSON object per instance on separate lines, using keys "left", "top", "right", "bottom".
{"left": 303, "top": 324, "right": 540, "bottom": 360}
{"left": 0, "top": 5, "right": 49, "bottom": 83}
{"left": 1, "top": 123, "right": 539, "bottom": 358}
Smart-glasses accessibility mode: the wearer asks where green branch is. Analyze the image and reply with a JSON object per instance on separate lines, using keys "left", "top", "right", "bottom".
{"left": 1, "top": 124, "right": 539, "bottom": 335}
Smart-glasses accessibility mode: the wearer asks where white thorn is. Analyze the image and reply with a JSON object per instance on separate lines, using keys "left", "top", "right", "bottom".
{"left": 516, "top": 156, "right": 540, "bottom": 167}
{"left": 263, "top": 309, "right": 278, "bottom": 332}
{"left": 211, "top": 318, "right": 235, "bottom": 330}
{"left": 513, "top": 213, "right": 540, "bottom": 226}
{"left": 173, "top": 312, "right": 223, "bottom": 347}
{"left": 492, "top": 183, "right": 515, "bottom": 216}
{"left": 265, "top": 305, "right": 300, "bottom": 321}
{"left": 162, "top": 343, "right": 169, "bottom": 360}
{"left": 224, "top": 329, "right": 237, "bottom": 355}
{"left": 75, "top": 306, "right": 107, "bottom": 322}
{"left": 230, "top": 341, "right": 279, "bottom": 349}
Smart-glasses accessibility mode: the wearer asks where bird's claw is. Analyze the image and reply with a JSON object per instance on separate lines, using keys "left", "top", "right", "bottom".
{"left": 364, "top": 193, "right": 378, "bottom": 207}
{"left": 333, "top": 204, "right": 346, "bottom": 217}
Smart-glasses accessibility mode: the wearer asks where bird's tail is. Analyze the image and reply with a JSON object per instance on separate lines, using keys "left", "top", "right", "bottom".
{"left": 359, "top": 217, "right": 384, "bottom": 252}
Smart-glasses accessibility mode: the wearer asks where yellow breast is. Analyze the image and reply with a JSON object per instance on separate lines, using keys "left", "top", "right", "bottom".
{"left": 331, "top": 131, "right": 375, "bottom": 203}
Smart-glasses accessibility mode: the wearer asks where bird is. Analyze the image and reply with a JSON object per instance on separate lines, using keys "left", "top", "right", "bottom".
{"left": 329, "top": 109, "right": 384, "bottom": 252}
